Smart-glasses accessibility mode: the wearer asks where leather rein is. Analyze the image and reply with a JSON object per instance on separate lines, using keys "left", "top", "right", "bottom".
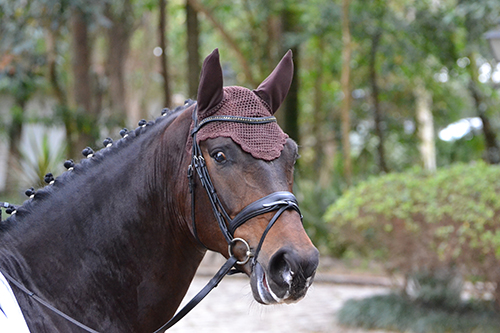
{"left": 1, "top": 106, "right": 303, "bottom": 333}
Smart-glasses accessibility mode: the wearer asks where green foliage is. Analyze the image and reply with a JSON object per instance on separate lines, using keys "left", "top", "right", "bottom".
{"left": 324, "top": 162, "right": 500, "bottom": 292}
{"left": 1, "top": 0, "right": 500, "bottom": 204}
{"left": 294, "top": 177, "right": 345, "bottom": 256}
{"left": 18, "top": 129, "right": 66, "bottom": 188}
{"left": 338, "top": 293, "right": 500, "bottom": 333}
{"left": 436, "top": 129, "right": 486, "bottom": 166}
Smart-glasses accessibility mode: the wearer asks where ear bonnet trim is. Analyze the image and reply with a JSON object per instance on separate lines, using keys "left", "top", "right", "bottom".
{"left": 193, "top": 86, "right": 288, "bottom": 161}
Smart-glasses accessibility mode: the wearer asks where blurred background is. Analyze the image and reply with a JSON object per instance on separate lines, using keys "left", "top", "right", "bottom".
{"left": 2, "top": 0, "right": 500, "bottom": 331}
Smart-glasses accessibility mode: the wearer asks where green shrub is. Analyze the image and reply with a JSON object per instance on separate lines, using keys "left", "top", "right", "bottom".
{"left": 338, "top": 293, "right": 500, "bottom": 333}
{"left": 294, "top": 177, "right": 345, "bottom": 256}
{"left": 324, "top": 161, "right": 500, "bottom": 306}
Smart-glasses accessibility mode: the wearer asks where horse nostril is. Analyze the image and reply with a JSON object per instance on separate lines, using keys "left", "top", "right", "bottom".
{"left": 268, "top": 247, "right": 319, "bottom": 290}
{"left": 268, "top": 249, "right": 292, "bottom": 288}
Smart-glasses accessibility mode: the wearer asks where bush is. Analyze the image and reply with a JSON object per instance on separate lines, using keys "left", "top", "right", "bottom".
{"left": 338, "top": 293, "right": 500, "bottom": 333}
{"left": 294, "top": 177, "right": 345, "bottom": 256}
{"left": 406, "top": 269, "right": 463, "bottom": 309}
{"left": 324, "top": 161, "right": 500, "bottom": 306}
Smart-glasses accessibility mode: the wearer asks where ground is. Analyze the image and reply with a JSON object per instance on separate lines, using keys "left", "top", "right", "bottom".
{"left": 167, "top": 253, "right": 394, "bottom": 333}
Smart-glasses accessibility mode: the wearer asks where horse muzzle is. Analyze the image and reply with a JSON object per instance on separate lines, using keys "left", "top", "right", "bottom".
{"left": 250, "top": 246, "right": 319, "bottom": 304}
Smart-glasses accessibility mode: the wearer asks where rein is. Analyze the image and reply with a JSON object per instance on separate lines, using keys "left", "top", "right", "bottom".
{"left": 0, "top": 106, "right": 303, "bottom": 333}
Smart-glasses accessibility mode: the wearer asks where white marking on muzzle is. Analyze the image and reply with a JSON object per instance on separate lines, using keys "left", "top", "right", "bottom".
{"left": 306, "top": 276, "right": 312, "bottom": 288}
{"left": 283, "top": 269, "right": 293, "bottom": 286}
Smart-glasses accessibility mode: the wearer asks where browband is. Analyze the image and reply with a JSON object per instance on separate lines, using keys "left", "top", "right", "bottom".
{"left": 191, "top": 115, "right": 277, "bottom": 135}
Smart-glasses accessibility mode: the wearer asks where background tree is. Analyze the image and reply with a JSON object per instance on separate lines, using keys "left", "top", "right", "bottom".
{"left": 158, "top": 0, "right": 171, "bottom": 107}
{"left": 71, "top": 6, "right": 98, "bottom": 151}
{"left": 1, "top": 0, "right": 500, "bottom": 266}
{"left": 280, "top": 1, "right": 302, "bottom": 144}
{"left": 105, "top": 0, "right": 136, "bottom": 126}
{"left": 186, "top": 0, "right": 200, "bottom": 99}
{"left": 340, "top": 0, "right": 353, "bottom": 184}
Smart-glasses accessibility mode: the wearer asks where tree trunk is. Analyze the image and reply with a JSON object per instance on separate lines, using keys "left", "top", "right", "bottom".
{"left": 186, "top": 1, "right": 200, "bottom": 99}
{"left": 468, "top": 53, "right": 500, "bottom": 164}
{"left": 46, "top": 29, "right": 67, "bottom": 107}
{"left": 312, "top": 42, "right": 325, "bottom": 176}
{"left": 312, "top": 41, "right": 336, "bottom": 186}
{"left": 340, "top": 0, "right": 352, "bottom": 184}
{"left": 158, "top": 0, "right": 171, "bottom": 108}
{"left": 187, "top": 0, "right": 256, "bottom": 86}
{"left": 71, "top": 8, "right": 97, "bottom": 154}
{"left": 71, "top": 8, "right": 93, "bottom": 119}
{"left": 46, "top": 28, "right": 77, "bottom": 159}
{"left": 415, "top": 82, "right": 436, "bottom": 172}
{"left": 266, "top": 14, "right": 282, "bottom": 75}
{"left": 280, "top": 6, "right": 301, "bottom": 145}
{"left": 105, "top": 0, "right": 133, "bottom": 127}
{"left": 369, "top": 31, "right": 389, "bottom": 173}
{"left": 5, "top": 103, "right": 25, "bottom": 192}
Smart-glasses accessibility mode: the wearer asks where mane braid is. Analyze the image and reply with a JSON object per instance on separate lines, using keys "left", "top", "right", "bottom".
{"left": 0, "top": 100, "right": 196, "bottom": 231}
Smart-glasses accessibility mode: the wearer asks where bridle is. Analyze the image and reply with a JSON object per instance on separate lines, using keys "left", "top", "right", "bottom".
{"left": 154, "top": 105, "right": 303, "bottom": 331}
{"left": 0, "top": 105, "right": 303, "bottom": 333}
{"left": 188, "top": 106, "right": 302, "bottom": 264}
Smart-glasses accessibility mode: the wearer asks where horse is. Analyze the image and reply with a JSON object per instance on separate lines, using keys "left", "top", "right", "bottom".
{"left": 0, "top": 49, "right": 319, "bottom": 332}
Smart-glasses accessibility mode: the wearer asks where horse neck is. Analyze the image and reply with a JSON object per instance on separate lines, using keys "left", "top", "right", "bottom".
{"left": 0, "top": 109, "right": 206, "bottom": 332}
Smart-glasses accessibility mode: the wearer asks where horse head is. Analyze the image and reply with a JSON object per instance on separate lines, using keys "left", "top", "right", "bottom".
{"left": 190, "top": 49, "right": 319, "bottom": 304}
{"left": 0, "top": 48, "right": 320, "bottom": 333}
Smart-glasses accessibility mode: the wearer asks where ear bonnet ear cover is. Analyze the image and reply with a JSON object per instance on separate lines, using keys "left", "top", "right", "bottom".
{"left": 193, "top": 49, "right": 293, "bottom": 161}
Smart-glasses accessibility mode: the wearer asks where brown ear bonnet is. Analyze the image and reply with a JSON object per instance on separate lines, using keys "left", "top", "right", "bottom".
{"left": 192, "top": 49, "right": 293, "bottom": 161}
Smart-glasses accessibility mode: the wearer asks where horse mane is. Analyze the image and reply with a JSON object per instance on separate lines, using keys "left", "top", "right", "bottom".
{"left": 0, "top": 100, "right": 196, "bottom": 233}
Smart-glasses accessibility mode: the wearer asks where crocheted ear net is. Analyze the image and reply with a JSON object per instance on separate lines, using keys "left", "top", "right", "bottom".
{"left": 195, "top": 86, "right": 288, "bottom": 161}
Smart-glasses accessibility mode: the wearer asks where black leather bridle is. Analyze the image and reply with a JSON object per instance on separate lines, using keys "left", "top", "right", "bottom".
{"left": 1, "top": 106, "right": 303, "bottom": 333}
{"left": 153, "top": 106, "right": 303, "bottom": 331}
{"left": 188, "top": 107, "right": 302, "bottom": 259}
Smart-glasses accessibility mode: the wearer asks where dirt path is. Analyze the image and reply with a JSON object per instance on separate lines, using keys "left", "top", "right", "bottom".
{"left": 167, "top": 255, "right": 393, "bottom": 333}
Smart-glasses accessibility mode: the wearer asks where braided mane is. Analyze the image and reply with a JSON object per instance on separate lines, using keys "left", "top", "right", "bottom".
{"left": 0, "top": 100, "right": 196, "bottom": 232}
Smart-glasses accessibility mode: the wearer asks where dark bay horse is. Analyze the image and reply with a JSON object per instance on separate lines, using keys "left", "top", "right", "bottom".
{"left": 0, "top": 49, "right": 319, "bottom": 332}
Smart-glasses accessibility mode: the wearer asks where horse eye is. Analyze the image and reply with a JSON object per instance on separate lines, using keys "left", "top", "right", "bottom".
{"left": 213, "top": 151, "right": 227, "bottom": 164}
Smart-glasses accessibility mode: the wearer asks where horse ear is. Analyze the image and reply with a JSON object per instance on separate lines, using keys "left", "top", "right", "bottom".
{"left": 197, "top": 49, "right": 224, "bottom": 117}
{"left": 254, "top": 50, "right": 294, "bottom": 114}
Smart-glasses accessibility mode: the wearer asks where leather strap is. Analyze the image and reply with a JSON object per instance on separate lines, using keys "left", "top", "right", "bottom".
{"left": 192, "top": 115, "right": 277, "bottom": 135}
{"left": 228, "top": 191, "right": 300, "bottom": 236}
{"left": 2, "top": 255, "right": 239, "bottom": 333}
{"left": 1, "top": 269, "right": 100, "bottom": 333}
{"left": 153, "top": 256, "right": 238, "bottom": 333}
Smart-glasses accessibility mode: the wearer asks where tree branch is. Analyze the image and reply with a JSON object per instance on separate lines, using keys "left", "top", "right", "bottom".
{"left": 187, "top": 0, "right": 257, "bottom": 86}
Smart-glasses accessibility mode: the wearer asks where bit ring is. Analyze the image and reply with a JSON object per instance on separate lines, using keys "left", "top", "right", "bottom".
{"left": 228, "top": 238, "right": 253, "bottom": 265}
